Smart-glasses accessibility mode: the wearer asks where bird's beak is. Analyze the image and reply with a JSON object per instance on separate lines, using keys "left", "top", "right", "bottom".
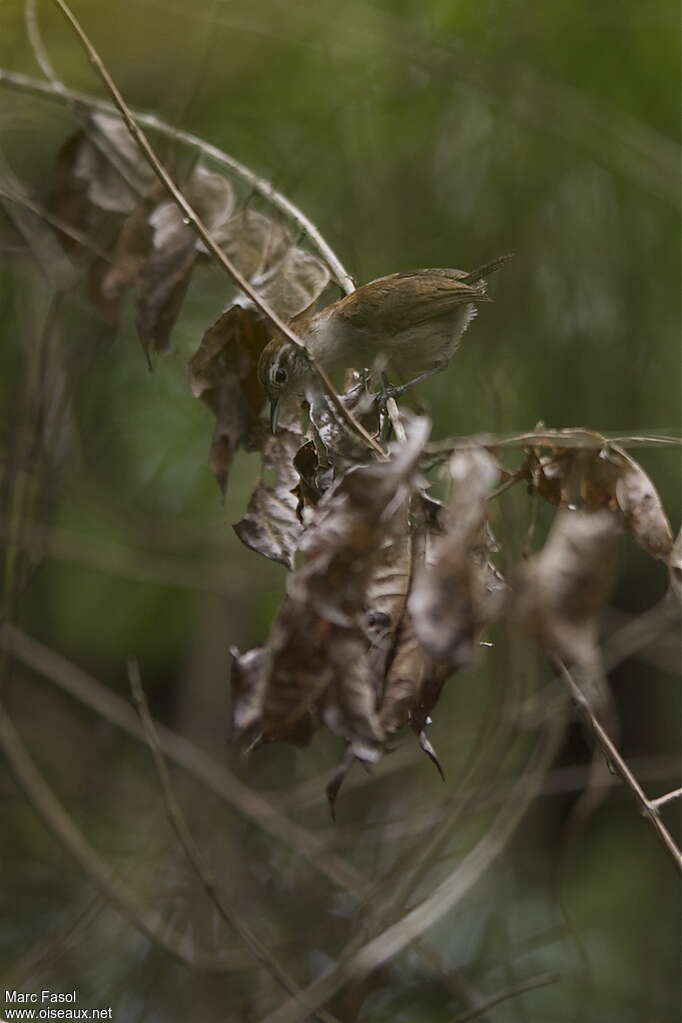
{"left": 269, "top": 398, "right": 280, "bottom": 435}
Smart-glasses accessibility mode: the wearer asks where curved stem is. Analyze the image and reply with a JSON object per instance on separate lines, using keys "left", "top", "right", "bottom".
{"left": 0, "top": 67, "right": 355, "bottom": 296}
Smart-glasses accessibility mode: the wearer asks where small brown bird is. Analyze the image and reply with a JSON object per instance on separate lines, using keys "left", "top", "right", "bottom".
{"left": 258, "top": 254, "right": 511, "bottom": 430}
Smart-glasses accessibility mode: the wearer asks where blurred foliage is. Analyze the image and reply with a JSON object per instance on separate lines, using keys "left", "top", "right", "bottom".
{"left": 0, "top": 1, "right": 680, "bottom": 1021}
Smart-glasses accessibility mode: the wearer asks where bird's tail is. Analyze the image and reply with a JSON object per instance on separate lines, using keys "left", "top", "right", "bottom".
{"left": 461, "top": 253, "right": 514, "bottom": 285}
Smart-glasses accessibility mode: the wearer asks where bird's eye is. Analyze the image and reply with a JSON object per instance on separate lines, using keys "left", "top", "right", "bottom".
{"left": 274, "top": 367, "right": 288, "bottom": 384}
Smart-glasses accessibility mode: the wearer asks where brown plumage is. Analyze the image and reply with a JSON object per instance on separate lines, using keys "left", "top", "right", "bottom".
{"left": 258, "top": 254, "right": 511, "bottom": 429}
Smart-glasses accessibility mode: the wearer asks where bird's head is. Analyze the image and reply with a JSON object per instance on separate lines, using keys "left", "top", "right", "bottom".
{"left": 257, "top": 339, "right": 310, "bottom": 432}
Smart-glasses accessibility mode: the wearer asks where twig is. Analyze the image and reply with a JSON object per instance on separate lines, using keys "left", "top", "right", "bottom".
{"left": 0, "top": 623, "right": 369, "bottom": 899}
{"left": 24, "top": 0, "right": 65, "bottom": 92}
{"left": 426, "top": 428, "right": 681, "bottom": 456}
{"left": 0, "top": 705, "right": 245, "bottom": 972}
{"left": 127, "top": 657, "right": 341, "bottom": 1023}
{"left": 257, "top": 710, "right": 567, "bottom": 1023}
{"left": 650, "top": 787, "right": 682, "bottom": 810}
{"left": 451, "top": 971, "right": 557, "bottom": 1023}
{"left": 556, "top": 659, "right": 682, "bottom": 873}
{"left": 0, "top": 71, "right": 355, "bottom": 296}
{"left": 0, "top": 185, "right": 112, "bottom": 262}
{"left": 49, "top": 0, "right": 383, "bottom": 456}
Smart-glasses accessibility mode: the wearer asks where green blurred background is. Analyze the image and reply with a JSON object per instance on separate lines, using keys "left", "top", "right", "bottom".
{"left": 0, "top": 1, "right": 680, "bottom": 1021}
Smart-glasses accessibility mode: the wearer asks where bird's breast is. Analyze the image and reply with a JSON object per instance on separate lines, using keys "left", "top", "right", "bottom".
{"left": 304, "top": 303, "right": 477, "bottom": 377}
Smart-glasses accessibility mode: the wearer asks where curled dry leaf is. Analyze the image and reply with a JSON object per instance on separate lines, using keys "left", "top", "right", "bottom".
{"left": 233, "top": 428, "right": 305, "bottom": 569}
{"left": 408, "top": 450, "right": 504, "bottom": 667}
{"left": 137, "top": 164, "right": 236, "bottom": 354}
{"left": 308, "top": 382, "right": 382, "bottom": 467}
{"left": 207, "top": 208, "right": 291, "bottom": 280}
{"left": 253, "top": 246, "right": 331, "bottom": 322}
{"left": 523, "top": 443, "right": 673, "bottom": 563}
{"left": 515, "top": 508, "right": 619, "bottom": 689}
{"left": 376, "top": 497, "right": 453, "bottom": 777}
{"left": 230, "top": 645, "right": 270, "bottom": 740}
{"left": 90, "top": 204, "right": 152, "bottom": 322}
{"left": 189, "top": 304, "right": 269, "bottom": 493}
{"left": 231, "top": 417, "right": 431, "bottom": 762}
{"left": 50, "top": 114, "right": 154, "bottom": 240}
{"left": 614, "top": 456, "right": 673, "bottom": 561}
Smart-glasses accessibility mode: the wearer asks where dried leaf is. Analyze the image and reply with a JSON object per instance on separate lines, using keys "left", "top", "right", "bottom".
{"left": 309, "top": 382, "right": 382, "bottom": 467}
{"left": 292, "top": 417, "right": 430, "bottom": 627}
{"left": 230, "top": 645, "right": 270, "bottom": 740}
{"left": 208, "top": 208, "right": 291, "bottom": 280}
{"left": 515, "top": 509, "right": 619, "bottom": 666}
{"left": 292, "top": 439, "right": 330, "bottom": 516}
{"left": 254, "top": 246, "right": 331, "bottom": 321}
{"left": 254, "top": 417, "right": 431, "bottom": 760}
{"left": 233, "top": 429, "right": 305, "bottom": 569}
{"left": 408, "top": 450, "right": 503, "bottom": 666}
{"left": 189, "top": 304, "right": 269, "bottom": 492}
{"left": 365, "top": 502, "right": 412, "bottom": 685}
{"left": 524, "top": 442, "right": 673, "bottom": 563}
{"left": 378, "top": 500, "right": 451, "bottom": 738}
{"left": 614, "top": 458, "right": 673, "bottom": 561}
{"left": 88, "top": 112, "right": 157, "bottom": 205}
{"left": 89, "top": 204, "right": 152, "bottom": 322}
{"left": 136, "top": 163, "right": 236, "bottom": 354}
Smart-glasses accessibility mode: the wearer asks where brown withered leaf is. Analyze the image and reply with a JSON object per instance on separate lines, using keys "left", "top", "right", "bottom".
{"left": 379, "top": 499, "right": 448, "bottom": 730}
{"left": 408, "top": 450, "right": 504, "bottom": 667}
{"left": 229, "top": 645, "right": 270, "bottom": 743}
{"left": 208, "top": 208, "right": 291, "bottom": 280}
{"left": 87, "top": 112, "right": 157, "bottom": 207}
{"left": 49, "top": 113, "right": 157, "bottom": 258}
{"left": 137, "top": 164, "right": 236, "bottom": 354}
{"left": 364, "top": 502, "right": 413, "bottom": 686}
{"left": 233, "top": 428, "right": 305, "bottom": 569}
{"left": 189, "top": 304, "right": 269, "bottom": 492}
{"left": 292, "top": 440, "right": 325, "bottom": 517}
{"left": 89, "top": 204, "right": 152, "bottom": 322}
{"left": 255, "top": 246, "right": 331, "bottom": 321}
{"left": 613, "top": 454, "right": 673, "bottom": 561}
{"left": 292, "top": 416, "right": 430, "bottom": 627}
{"left": 248, "top": 417, "right": 430, "bottom": 767}
{"left": 515, "top": 509, "right": 619, "bottom": 707}
{"left": 524, "top": 442, "right": 673, "bottom": 563}
{"left": 377, "top": 501, "right": 454, "bottom": 779}
{"left": 309, "top": 382, "right": 383, "bottom": 467}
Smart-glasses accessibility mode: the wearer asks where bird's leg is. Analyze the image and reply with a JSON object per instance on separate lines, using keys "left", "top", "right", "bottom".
{"left": 381, "top": 363, "right": 444, "bottom": 399}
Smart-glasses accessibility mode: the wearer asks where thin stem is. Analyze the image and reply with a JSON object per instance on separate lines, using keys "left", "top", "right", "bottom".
{"left": 451, "top": 972, "right": 557, "bottom": 1023}
{"left": 127, "top": 658, "right": 341, "bottom": 1023}
{"left": 427, "top": 429, "right": 681, "bottom": 456}
{"left": 1, "top": 623, "right": 370, "bottom": 899}
{"left": 257, "top": 711, "right": 567, "bottom": 1023}
{"left": 24, "top": 0, "right": 65, "bottom": 92}
{"left": 0, "top": 706, "right": 243, "bottom": 972}
{"left": 649, "top": 787, "right": 682, "bottom": 811}
{"left": 556, "top": 659, "right": 682, "bottom": 873}
{"left": 0, "top": 186, "right": 112, "bottom": 262}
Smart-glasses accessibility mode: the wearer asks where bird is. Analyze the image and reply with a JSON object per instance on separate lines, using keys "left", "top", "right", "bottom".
{"left": 258, "top": 254, "right": 511, "bottom": 431}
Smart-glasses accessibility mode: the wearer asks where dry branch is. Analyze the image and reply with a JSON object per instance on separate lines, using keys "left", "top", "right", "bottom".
{"left": 128, "top": 659, "right": 341, "bottom": 1023}
{"left": 0, "top": 623, "right": 370, "bottom": 899}
{"left": 0, "top": 706, "right": 245, "bottom": 972}
{"left": 556, "top": 659, "right": 682, "bottom": 873}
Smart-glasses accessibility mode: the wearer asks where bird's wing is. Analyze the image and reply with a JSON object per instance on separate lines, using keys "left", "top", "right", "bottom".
{"left": 335, "top": 269, "right": 489, "bottom": 333}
